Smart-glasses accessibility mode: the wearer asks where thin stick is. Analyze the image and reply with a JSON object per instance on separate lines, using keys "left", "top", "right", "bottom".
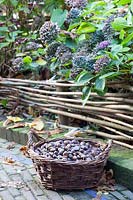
{"left": 96, "top": 115, "right": 133, "bottom": 129}
{"left": 11, "top": 88, "right": 120, "bottom": 105}
{"left": 16, "top": 98, "right": 131, "bottom": 132}
{"left": 113, "top": 140, "right": 133, "bottom": 149}
{"left": 86, "top": 130, "right": 130, "bottom": 140}
{"left": 105, "top": 105, "right": 133, "bottom": 110}
{"left": 2, "top": 78, "right": 80, "bottom": 87}
{"left": 101, "top": 126, "right": 133, "bottom": 140}
{"left": 18, "top": 92, "right": 131, "bottom": 115}
{"left": 16, "top": 86, "right": 82, "bottom": 96}
{"left": 116, "top": 113, "right": 133, "bottom": 121}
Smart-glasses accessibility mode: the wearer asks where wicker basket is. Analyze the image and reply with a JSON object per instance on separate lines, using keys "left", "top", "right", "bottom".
{"left": 28, "top": 131, "right": 112, "bottom": 190}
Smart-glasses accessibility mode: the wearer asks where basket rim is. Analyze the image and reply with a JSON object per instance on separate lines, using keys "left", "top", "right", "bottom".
{"left": 28, "top": 138, "right": 112, "bottom": 165}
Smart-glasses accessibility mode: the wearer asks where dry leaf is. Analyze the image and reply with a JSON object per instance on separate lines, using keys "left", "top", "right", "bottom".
{"left": 20, "top": 146, "right": 29, "bottom": 157}
{"left": 3, "top": 119, "right": 12, "bottom": 127}
{"left": 7, "top": 122, "right": 25, "bottom": 129}
{"left": 26, "top": 117, "right": 44, "bottom": 131}
{"left": 96, "top": 169, "right": 115, "bottom": 192}
{"left": 7, "top": 116, "right": 23, "bottom": 123}
{"left": 4, "top": 157, "right": 16, "bottom": 164}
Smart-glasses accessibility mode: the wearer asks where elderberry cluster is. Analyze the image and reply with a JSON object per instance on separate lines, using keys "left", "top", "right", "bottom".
{"left": 39, "top": 21, "right": 60, "bottom": 44}
{"left": 93, "top": 56, "right": 110, "bottom": 73}
{"left": 65, "top": 0, "right": 88, "bottom": 9}
{"left": 66, "top": 8, "right": 81, "bottom": 23}
{"left": 72, "top": 55, "right": 95, "bottom": 71}
{"left": 46, "top": 42, "right": 61, "bottom": 61}
{"left": 65, "top": 0, "right": 88, "bottom": 24}
{"left": 55, "top": 45, "right": 72, "bottom": 64}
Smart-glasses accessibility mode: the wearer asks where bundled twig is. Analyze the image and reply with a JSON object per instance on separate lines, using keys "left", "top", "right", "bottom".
{"left": 0, "top": 78, "right": 133, "bottom": 148}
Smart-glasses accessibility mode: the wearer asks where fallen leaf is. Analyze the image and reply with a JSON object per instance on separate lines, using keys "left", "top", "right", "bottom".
{"left": 7, "top": 116, "right": 23, "bottom": 123}
{"left": 4, "top": 157, "right": 16, "bottom": 164}
{"left": 26, "top": 117, "right": 44, "bottom": 131}
{"left": 96, "top": 169, "right": 115, "bottom": 192}
{"left": 3, "top": 119, "right": 12, "bottom": 127}
{"left": 20, "top": 146, "right": 29, "bottom": 157}
{"left": 2, "top": 157, "right": 23, "bottom": 166}
{"left": 7, "top": 122, "right": 25, "bottom": 129}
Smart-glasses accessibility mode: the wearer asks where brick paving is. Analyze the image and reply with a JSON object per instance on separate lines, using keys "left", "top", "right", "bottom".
{"left": 0, "top": 138, "right": 133, "bottom": 200}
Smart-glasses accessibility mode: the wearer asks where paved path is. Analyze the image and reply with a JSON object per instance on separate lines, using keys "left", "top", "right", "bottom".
{"left": 0, "top": 138, "right": 132, "bottom": 200}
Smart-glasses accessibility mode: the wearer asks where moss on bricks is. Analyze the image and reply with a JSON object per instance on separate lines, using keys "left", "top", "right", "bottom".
{"left": 108, "top": 145, "right": 133, "bottom": 191}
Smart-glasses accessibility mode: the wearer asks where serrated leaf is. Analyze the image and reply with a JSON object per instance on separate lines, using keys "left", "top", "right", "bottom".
{"left": 82, "top": 86, "right": 92, "bottom": 106}
{"left": 95, "top": 77, "right": 105, "bottom": 92}
{"left": 51, "top": 9, "right": 68, "bottom": 27}
{"left": 77, "top": 22, "right": 96, "bottom": 34}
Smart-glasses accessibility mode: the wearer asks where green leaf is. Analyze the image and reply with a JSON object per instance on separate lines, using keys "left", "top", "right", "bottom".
{"left": 126, "top": 53, "right": 133, "bottom": 61}
{"left": 0, "top": 42, "right": 9, "bottom": 49}
{"left": 0, "top": 0, "right": 6, "bottom": 3}
{"left": 68, "top": 22, "right": 80, "bottom": 31}
{"left": 0, "top": 27, "right": 9, "bottom": 32}
{"left": 99, "top": 72, "right": 122, "bottom": 79}
{"left": 23, "top": 56, "right": 32, "bottom": 64}
{"left": 77, "top": 22, "right": 96, "bottom": 34}
{"left": 122, "top": 32, "right": 133, "bottom": 45}
{"left": 117, "top": 0, "right": 131, "bottom": 5}
{"left": 127, "top": 11, "right": 132, "bottom": 26}
{"left": 119, "top": 29, "right": 125, "bottom": 40}
{"left": 77, "top": 71, "right": 94, "bottom": 85}
{"left": 82, "top": 86, "right": 92, "bottom": 106}
{"left": 1, "top": 99, "right": 8, "bottom": 108}
{"left": 51, "top": 9, "right": 68, "bottom": 27}
{"left": 10, "top": 0, "right": 18, "bottom": 6}
{"left": 95, "top": 77, "right": 105, "bottom": 92}
{"left": 111, "top": 17, "right": 128, "bottom": 31}
{"left": 36, "top": 58, "right": 47, "bottom": 66}
{"left": 111, "top": 44, "right": 123, "bottom": 55}
{"left": 131, "top": 0, "right": 133, "bottom": 12}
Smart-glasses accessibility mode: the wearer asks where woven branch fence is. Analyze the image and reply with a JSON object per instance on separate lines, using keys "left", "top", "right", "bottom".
{"left": 0, "top": 78, "right": 133, "bottom": 148}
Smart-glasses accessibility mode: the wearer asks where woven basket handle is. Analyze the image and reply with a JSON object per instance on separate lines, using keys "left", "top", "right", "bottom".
{"left": 100, "top": 139, "right": 112, "bottom": 159}
{"left": 27, "top": 129, "right": 44, "bottom": 148}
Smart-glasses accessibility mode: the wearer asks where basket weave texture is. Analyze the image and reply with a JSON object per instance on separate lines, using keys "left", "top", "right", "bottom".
{"left": 28, "top": 132, "right": 112, "bottom": 190}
